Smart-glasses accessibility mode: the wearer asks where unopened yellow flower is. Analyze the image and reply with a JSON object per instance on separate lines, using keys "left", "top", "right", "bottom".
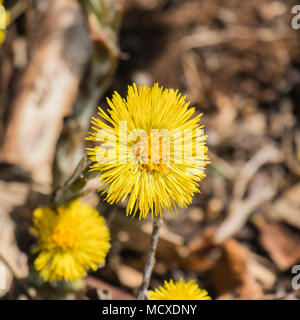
{"left": 86, "top": 83, "right": 209, "bottom": 219}
{"left": 32, "top": 200, "right": 111, "bottom": 282}
{"left": 0, "top": 1, "right": 9, "bottom": 45}
{"left": 148, "top": 279, "right": 211, "bottom": 300}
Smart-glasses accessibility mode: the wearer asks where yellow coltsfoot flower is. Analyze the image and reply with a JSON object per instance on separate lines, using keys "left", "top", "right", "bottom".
{"left": 0, "top": 1, "right": 9, "bottom": 45}
{"left": 86, "top": 83, "right": 209, "bottom": 219}
{"left": 32, "top": 200, "right": 111, "bottom": 282}
{"left": 148, "top": 279, "right": 211, "bottom": 300}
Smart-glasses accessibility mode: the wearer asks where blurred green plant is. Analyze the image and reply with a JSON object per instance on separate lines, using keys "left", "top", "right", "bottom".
{"left": 50, "top": 156, "right": 98, "bottom": 208}
{"left": 52, "top": 0, "right": 122, "bottom": 189}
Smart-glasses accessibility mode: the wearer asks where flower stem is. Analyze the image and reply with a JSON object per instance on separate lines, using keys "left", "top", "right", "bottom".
{"left": 137, "top": 218, "right": 162, "bottom": 300}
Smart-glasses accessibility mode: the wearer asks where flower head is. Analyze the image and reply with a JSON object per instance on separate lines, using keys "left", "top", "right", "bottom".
{"left": 32, "top": 200, "right": 111, "bottom": 282}
{"left": 148, "top": 279, "right": 211, "bottom": 300}
{"left": 0, "top": 1, "right": 9, "bottom": 46}
{"left": 86, "top": 83, "right": 209, "bottom": 219}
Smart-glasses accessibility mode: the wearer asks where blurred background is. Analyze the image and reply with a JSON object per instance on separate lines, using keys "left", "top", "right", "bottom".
{"left": 0, "top": 0, "right": 300, "bottom": 300}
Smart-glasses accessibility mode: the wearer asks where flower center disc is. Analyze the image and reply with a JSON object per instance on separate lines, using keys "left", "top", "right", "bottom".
{"left": 136, "top": 133, "right": 168, "bottom": 172}
{"left": 51, "top": 226, "right": 77, "bottom": 251}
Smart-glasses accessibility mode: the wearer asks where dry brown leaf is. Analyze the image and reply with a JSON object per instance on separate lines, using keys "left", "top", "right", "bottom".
{"left": 257, "top": 222, "right": 300, "bottom": 271}
{"left": 211, "top": 239, "right": 262, "bottom": 299}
